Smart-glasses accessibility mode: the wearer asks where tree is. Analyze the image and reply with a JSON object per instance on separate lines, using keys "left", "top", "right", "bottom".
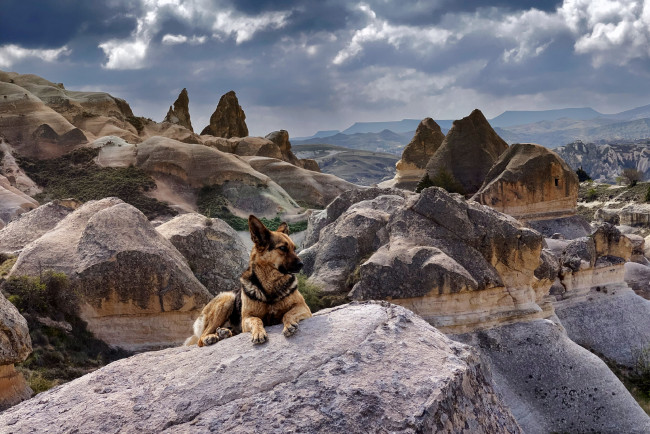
{"left": 415, "top": 173, "right": 434, "bottom": 193}
{"left": 576, "top": 166, "right": 591, "bottom": 182}
{"left": 621, "top": 168, "right": 644, "bottom": 187}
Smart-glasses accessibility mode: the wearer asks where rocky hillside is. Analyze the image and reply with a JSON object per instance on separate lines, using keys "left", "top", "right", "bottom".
{"left": 555, "top": 139, "right": 650, "bottom": 183}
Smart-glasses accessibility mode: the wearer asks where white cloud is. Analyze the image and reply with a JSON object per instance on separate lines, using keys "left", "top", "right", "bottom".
{"left": 0, "top": 44, "right": 70, "bottom": 69}
{"left": 162, "top": 34, "right": 207, "bottom": 45}
{"left": 333, "top": 3, "right": 452, "bottom": 65}
{"left": 99, "top": 0, "right": 291, "bottom": 69}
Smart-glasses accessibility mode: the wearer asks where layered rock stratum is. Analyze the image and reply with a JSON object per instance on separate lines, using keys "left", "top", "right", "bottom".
{"left": 0, "top": 293, "right": 32, "bottom": 411}
{"left": 9, "top": 198, "right": 212, "bottom": 350}
{"left": 425, "top": 109, "right": 508, "bottom": 195}
{"left": 0, "top": 302, "right": 522, "bottom": 433}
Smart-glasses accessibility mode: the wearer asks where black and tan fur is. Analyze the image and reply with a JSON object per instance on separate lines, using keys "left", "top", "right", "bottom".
{"left": 186, "top": 215, "right": 312, "bottom": 346}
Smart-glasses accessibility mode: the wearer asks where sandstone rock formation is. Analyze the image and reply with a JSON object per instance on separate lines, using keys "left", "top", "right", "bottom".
{"left": 549, "top": 225, "right": 650, "bottom": 368}
{"left": 200, "top": 90, "right": 248, "bottom": 138}
{"left": 624, "top": 261, "right": 650, "bottom": 299}
{"left": 596, "top": 203, "right": 650, "bottom": 227}
{"left": 301, "top": 187, "right": 550, "bottom": 333}
{"left": 9, "top": 198, "right": 212, "bottom": 350}
{"left": 156, "top": 213, "right": 249, "bottom": 294}
{"left": 387, "top": 118, "right": 445, "bottom": 190}
{"left": 0, "top": 175, "right": 38, "bottom": 225}
{"left": 0, "top": 302, "right": 522, "bottom": 433}
{"left": 0, "top": 140, "right": 40, "bottom": 196}
{"left": 163, "top": 88, "right": 193, "bottom": 132}
{"left": 425, "top": 109, "right": 508, "bottom": 195}
{"left": 0, "top": 199, "right": 81, "bottom": 254}
{"left": 242, "top": 156, "right": 358, "bottom": 208}
{"left": 95, "top": 136, "right": 302, "bottom": 217}
{"left": 0, "top": 292, "right": 32, "bottom": 411}
{"left": 473, "top": 143, "right": 580, "bottom": 221}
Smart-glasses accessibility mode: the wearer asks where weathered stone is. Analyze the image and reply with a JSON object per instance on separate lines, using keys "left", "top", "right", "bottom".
{"left": 163, "top": 88, "right": 193, "bottom": 132}
{"left": 303, "top": 187, "right": 550, "bottom": 334}
{"left": 156, "top": 213, "right": 249, "bottom": 295}
{"left": 389, "top": 117, "right": 445, "bottom": 190}
{"left": 0, "top": 292, "right": 32, "bottom": 410}
{"left": 592, "top": 223, "right": 632, "bottom": 261}
{"left": 624, "top": 261, "right": 650, "bottom": 300}
{"left": 425, "top": 109, "right": 508, "bottom": 195}
{"left": 454, "top": 319, "right": 650, "bottom": 434}
{"left": 0, "top": 199, "right": 81, "bottom": 254}
{"left": 625, "top": 233, "right": 646, "bottom": 263}
{"left": 0, "top": 175, "right": 38, "bottom": 224}
{"left": 200, "top": 90, "right": 248, "bottom": 138}
{"left": 265, "top": 129, "right": 302, "bottom": 166}
{"left": 242, "top": 156, "right": 359, "bottom": 209}
{"left": 525, "top": 215, "right": 592, "bottom": 239}
{"left": 0, "top": 140, "right": 40, "bottom": 196}
{"left": 10, "top": 198, "right": 212, "bottom": 350}
{"left": 0, "top": 302, "right": 522, "bottom": 433}
{"left": 473, "top": 143, "right": 580, "bottom": 222}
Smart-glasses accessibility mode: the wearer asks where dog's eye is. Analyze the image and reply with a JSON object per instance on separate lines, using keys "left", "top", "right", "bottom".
{"left": 278, "top": 246, "right": 288, "bottom": 252}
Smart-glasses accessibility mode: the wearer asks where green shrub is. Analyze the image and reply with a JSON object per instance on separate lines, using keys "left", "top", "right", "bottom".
{"left": 429, "top": 169, "right": 465, "bottom": 195}
{"left": 632, "top": 346, "right": 650, "bottom": 398}
{"left": 2, "top": 271, "right": 77, "bottom": 316}
{"left": 297, "top": 273, "right": 324, "bottom": 312}
{"left": 17, "top": 148, "right": 175, "bottom": 219}
{"left": 586, "top": 188, "right": 598, "bottom": 202}
{"left": 415, "top": 173, "right": 434, "bottom": 193}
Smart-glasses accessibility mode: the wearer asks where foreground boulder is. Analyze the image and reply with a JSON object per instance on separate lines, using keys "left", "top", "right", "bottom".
{"left": 383, "top": 118, "right": 445, "bottom": 190}
{"left": 0, "top": 302, "right": 522, "bottom": 433}
{"left": 9, "top": 198, "right": 212, "bottom": 350}
{"left": 0, "top": 293, "right": 32, "bottom": 411}
{"left": 200, "top": 90, "right": 248, "bottom": 138}
{"left": 425, "top": 109, "right": 508, "bottom": 195}
{"left": 156, "top": 213, "right": 249, "bottom": 294}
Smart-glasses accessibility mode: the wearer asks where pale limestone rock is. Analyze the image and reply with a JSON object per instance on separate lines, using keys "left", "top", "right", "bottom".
{"left": 473, "top": 143, "right": 579, "bottom": 222}
{"left": 0, "top": 175, "right": 38, "bottom": 224}
{"left": 0, "top": 199, "right": 81, "bottom": 254}
{"left": 0, "top": 292, "right": 32, "bottom": 410}
{"left": 0, "top": 302, "right": 522, "bottom": 433}
{"left": 156, "top": 213, "right": 248, "bottom": 295}
{"left": 0, "top": 140, "right": 40, "bottom": 196}
{"left": 10, "top": 198, "right": 212, "bottom": 350}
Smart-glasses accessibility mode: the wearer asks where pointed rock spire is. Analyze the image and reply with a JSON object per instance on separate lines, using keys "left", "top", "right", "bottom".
{"left": 163, "top": 88, "right": 193, "bottom": 132}
{"left": 200, "top": 91, "right": 248, "bottom": 138}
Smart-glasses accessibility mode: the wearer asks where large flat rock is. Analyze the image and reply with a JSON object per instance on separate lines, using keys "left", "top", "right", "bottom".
{"left": 0, "top": 302, "right": 521, "bottom": 433}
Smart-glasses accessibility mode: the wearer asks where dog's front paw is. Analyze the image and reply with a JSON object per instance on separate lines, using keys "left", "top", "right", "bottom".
{"left": 202, "top": 334, "right": 219, "bottom": 346}
{"left": 283, "top": 322, "right": 298, "bottom": 337}
{"left": 216, "top": 327, "right": 232, "bottom": 340}
{"left": 251, "top": 329, "right": 267, "bottom": 344}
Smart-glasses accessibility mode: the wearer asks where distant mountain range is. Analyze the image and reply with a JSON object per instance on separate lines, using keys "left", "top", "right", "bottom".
{"left": 294, "top": 104, "right": 650, "bottom": 151}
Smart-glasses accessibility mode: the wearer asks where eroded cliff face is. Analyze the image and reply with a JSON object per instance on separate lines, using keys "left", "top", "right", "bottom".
{"left": 0, "top": 292, "right": 32, "bottom": 411}
{"left": 0, "top": 302, "right": 522, "bottom": 433}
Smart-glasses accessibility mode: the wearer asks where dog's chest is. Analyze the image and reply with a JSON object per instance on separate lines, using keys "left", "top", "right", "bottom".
{"left": 262, "top": 303, "right": 287, "bottom": 326}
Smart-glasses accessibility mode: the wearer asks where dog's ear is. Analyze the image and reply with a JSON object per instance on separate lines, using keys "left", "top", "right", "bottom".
{"left": 276, "top": 222, "right": 290, "bottom": 235}
{"left": 249, "top": 215, "right": 271, "bottom": 247}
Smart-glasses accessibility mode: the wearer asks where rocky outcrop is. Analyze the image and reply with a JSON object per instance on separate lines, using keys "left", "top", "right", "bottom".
{"left": 264, "top": 129, "right": 320, "bottom": 171}
{"left": 163, "top": 88, "right": 193, "bottom": 132}
{"left": 0, "top": 175, "right": 38, "bottom": 225}
{"left": 549, "top": 225, "right": 650, "bottom": 368}
{"left": 455, "top": 319, "right": 650, "bottom": 434}
{"left": 242, "top": 156, "right": 359, "bottom": 209}
{"left": 95, "top": 136, "right": 302, "bottom": 217}
{"left": 156, "top": 213, "right": 249, "bottom": 295}
{"left": 9, "top": 198, "right": 212, "bottom": 350}
{"left": 200, "top": 90, "right": 248, "bottom": 138}
{"left": 473, "top": 143, "right": 580, "bottom": 223}
{"left": 425, "top": 109, "right": 508, "bottom": 195}
{"left": 0, "top": 302, "right": 522, "bottom": 433}
{"left": 301, "top": 187, "right": 551, "bottom": 334}
{"left": 0, "top": 140, "right": 40, "bottom": 196}
{"left": 624, "top": 261, "right": 650, "bottom": 299}
{"left": 596, "top": 203, "right": 650, "bottom": 227}
{"left": 0, "top": 199, "right": 81, "bottom": 254}
{"left": 0, "top": 292, "right": 32, "bottom": 410}
{"left": 388, "top": 118, "right": 445, "bottom": 190}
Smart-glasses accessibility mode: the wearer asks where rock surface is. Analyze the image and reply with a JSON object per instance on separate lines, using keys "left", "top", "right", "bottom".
{"left": 9, "top": 198, "right": 212, "bottom": 350}
{"left": 156, "top": 213, "right": 249, "bottom": 295}
{"left": 425, "top": 109, "right": 508, "bottom": 195}
{"left": 455, "top": 319, "right": 650, "bottom": 434}
{"left": 163, "top": 88, "right": 193, "bottom": 132}
{"left": 302, "top": 187, "right": 552, "bottom": 334}
{"left": 0, "top": 199, "right": 81, "bottom": 254}
{"left": 473, "top": 143, "right": 579, "bottom": 221}
{"left": 0, "top": 302, "right": 522, "bottom": 433}
{"left": 390, "top": 118, "right": 445, "bottom": 190}
{"left": 0, "top": 292, "right": 32, "bottom": 410}
{"left": 200, "top": 90, "right": 248, "bottom": 138}
{"left": 525, "top": 215, "right": 592, "bottom": 239}
{"left": 0, "top": 175, "right": 38, "bottom": 225}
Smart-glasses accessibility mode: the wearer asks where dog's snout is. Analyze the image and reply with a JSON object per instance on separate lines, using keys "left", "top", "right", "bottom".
{"left": 296, "top": 261, "right": 304, "bottom": 271}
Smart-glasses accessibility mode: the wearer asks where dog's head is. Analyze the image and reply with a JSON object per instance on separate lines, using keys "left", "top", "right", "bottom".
{"left": 248, "top": 215, "right": 303, "bottom": 274}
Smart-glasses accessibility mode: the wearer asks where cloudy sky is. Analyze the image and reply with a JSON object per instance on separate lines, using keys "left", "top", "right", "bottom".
{"left": 1, "top": 0, "right": 649, "bottom": 137}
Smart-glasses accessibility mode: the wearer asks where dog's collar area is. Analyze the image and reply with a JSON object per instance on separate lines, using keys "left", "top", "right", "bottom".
{"left": 241, "top": 268, "right": 298, "bottom": 304}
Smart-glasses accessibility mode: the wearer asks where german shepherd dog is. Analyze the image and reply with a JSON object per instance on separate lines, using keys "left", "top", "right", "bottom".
{"left": 186, "top": 215, "right": 312, "bottom": 346}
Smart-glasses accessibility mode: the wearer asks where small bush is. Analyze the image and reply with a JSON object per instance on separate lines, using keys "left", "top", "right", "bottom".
{"left": 415, "top": 173, "right": 435, "bottom": 193}
{"left": 621, "top": 168, "right": 644, "bottom": 187}
{"left": 632, "top": 346, "right": 650, "bottom": 398}
{"left": 576, "top": 167, "right": 592, "bottom": 182}
{"left": 586, "top": 188, "right": 598, "bottom": 202}
{"left": 297, "top": 273, "right": 324, "bottom": 312}
{"left": 2, "top": 271, "right": 77, "bottom": 317}
{"left": 429, "top": 169, "right": 465, "bottom": 195}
